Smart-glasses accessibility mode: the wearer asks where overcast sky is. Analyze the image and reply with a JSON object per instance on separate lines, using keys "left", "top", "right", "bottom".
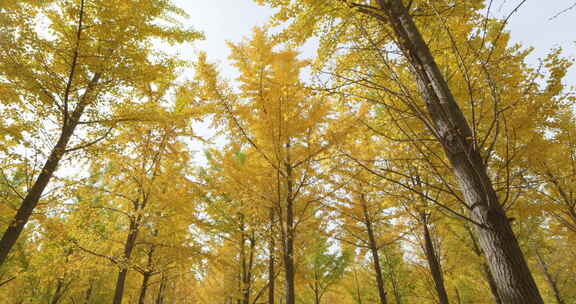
{"left": 175, "top": 0, "right": 575, "bottom": 82}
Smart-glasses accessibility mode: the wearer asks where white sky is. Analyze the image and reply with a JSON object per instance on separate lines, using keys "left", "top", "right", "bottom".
{"left": 175, "top": 0, "right": 576, "bottom": 82}
{"left": 174, "top": 0, "right": 276, "bottom": 80}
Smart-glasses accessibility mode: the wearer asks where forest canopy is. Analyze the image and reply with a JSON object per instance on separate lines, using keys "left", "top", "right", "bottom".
{"left": 0, "top": 1, "right": 575, "bottom": 304}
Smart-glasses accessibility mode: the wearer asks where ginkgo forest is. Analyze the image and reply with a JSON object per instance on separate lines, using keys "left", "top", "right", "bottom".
{"left": 1, "top": 0, "right": 575, "bottom": 303}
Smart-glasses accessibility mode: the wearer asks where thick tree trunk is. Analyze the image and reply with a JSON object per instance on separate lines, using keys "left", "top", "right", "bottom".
{"left": 536, "top": 250, "right": 565, "bottom": 304}
{"left": 370, "top": 1, "right": 543, "bottom": 302}
{"left": 482, "top": 263, "right": 503, "bottom": 304}
{"left": 112, "top": 219, "right": 140, "bottom": 304}
{"left": 360, "top": 195, "right": 388, "bottom": 304}
{"left": 420, "top": 217, "right": 449, "bottom": 304}
{"left": 465, "top": 225, "right": 502, "bottom": 304}
{"left": 268, "top": 208, "right": 276, "bottom": 304}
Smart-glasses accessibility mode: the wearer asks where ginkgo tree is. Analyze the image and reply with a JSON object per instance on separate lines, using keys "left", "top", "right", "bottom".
{"left": 194, "top": 28, "right": 360, "bottom": 304}
{"left": 0, "top": 0, "right": 202, "bottom": 266}
{"left": 2, "top": 1, "right": 576, "bottom": 303}
{"left": 71, "top": 103, "right": 199, "bottom": 304}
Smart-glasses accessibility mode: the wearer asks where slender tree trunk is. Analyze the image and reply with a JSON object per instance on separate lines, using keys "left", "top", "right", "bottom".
{"left": 138, "top": 246, "right": 155, "bottom": 304}
{"left": 353, "top": 269, "right": 363, "bottom": 304}
{"left": 0, "top": 0, "right": 100, "bottom": 265}
{"left": 283, "top": 160, "right": 295, "bottom": 304}
{"left": 113, "top": 219, "right": 140, "bottom": 304}
{"left": 420, "top": 216, "right": 449, "bottom": 304}
{"left": 391, "top": 280, "right": 402, "bottom": 304}
{"left": 138, "top": 272, "right": 152, "bottom": 304}
{"left": 535, "top": 250, "right": 565, "bottom": 304}
{"left": 360, "top": 194, "right": 388, "bottom": 304}
{"left": 83, "top": 280, "right": 94, "bottom": 304}
{"left": 454, "top": 287, "right": 462, "bottom": 304}
{"left": 268, "top": 208, "right": 276, "bottom": 304}
{"left": 242, "top": 231, "right": 256, "bottom": 304}
{"left": 156, "top": 272, "right": 167, "bottom": 304}
{"left": 368, "top": 1, "right": 543, "bottom": 302}
{"left": 389, "top": 270, "right": 402, "bottom": 304}
{"left": 465, "top": 225, "right": 502, "bottom": 304}
{"left": 113, "top": 267, "right": 130, "bottom": 303}
{"left": 240, "top": 219, "right": 247, "bottom": 304}
{"left": 50, "top": 279, "right": 65, "bottom": 304}
{"left": 381, "top": 248, "right": 402, "bottom": 304}
{"left": 311, "top": 269, "right": 321, "bottom": 304}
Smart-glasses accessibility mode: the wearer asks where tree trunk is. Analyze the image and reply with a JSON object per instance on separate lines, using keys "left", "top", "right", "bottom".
{"left": 454, "top": 287, "right": 462, "bottom": 304}
{"left": 535, "top": 250, "right": 565, "bottom": 304}
{"left": 240, "top": 219, "right": 248, "bottom": 304}
{"left": 138, "top": 272, "right": 152, "bottom": 304}
{"left": 112, "top": 219, "right": 140, "bottom": 304}
{"left": 391, "top": 279, "right": 402, "bottom": 304}
{"left": 283, "top": 161, "right": 295, "bottom": 304}
{"left": 83, "top": 280, "right": 94, "bottom": 304}
{"left": 268, "top": 208, "right": 276, "bottom": 304}
{"left": 465, "top": 225, "right": 502, "bottom": 304}
{"left": 138, "top": 246, "right": 155, "bottom": 304}
{"left": 371, "top": 1, "right": 543, "bottom": 302}
{"left": 113, "top": 269, "right": 130, "bottom": 303}
{"left": 421, "top": 217, "right": 449, "bottom": 304}
{"left": 353, "top": 269, "right": 363, "bottom": 304}
{"left": 156, "top": 272, "right": 167, "bottom": 304}
{"left": 381, "top": 248, "right": 402, "bottom": 304}
{"left": 241, "top": 231, "right": 256, "bottom": 304}
{"left": 360, "top": 195, "right": 388, "bottom": 304}
{"left": 50, "top": 279, "right": 65, "bottom": 304}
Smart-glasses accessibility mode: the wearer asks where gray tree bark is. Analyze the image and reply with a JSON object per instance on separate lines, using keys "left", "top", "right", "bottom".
{"left": 366, "top": 1, "right": 544, "bottom": 302}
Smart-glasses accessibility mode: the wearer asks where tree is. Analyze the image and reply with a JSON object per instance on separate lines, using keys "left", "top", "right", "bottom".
{"left": 303, "top": 236, "right": 351, "bottom": 304}
{"left": 0, "top": 0, "right": 202, "bottom": 266}
{"left": 529, "top": 108, "right": 576, "bottom": 239}
{"left": 195, "top": 28, "right": 356, "bottom": 304}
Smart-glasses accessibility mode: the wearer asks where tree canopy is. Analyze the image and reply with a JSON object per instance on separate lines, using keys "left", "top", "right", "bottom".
{"left": 0, "top": 1, "right": 575, "bottom": 303}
